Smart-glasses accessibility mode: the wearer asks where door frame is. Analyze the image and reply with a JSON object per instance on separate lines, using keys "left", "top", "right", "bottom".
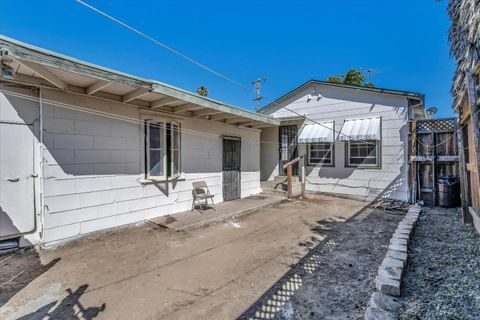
{"left": 278, "top": 125, "right": 299, "bottom": 176}
{"left": 222, "top": 136, "right": 241, "bottom": 201}
{"left": 0, "top": 121, "right": 38, "bottom": 241}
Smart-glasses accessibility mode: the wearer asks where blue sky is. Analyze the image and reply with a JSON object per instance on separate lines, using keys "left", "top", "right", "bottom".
{"left": 0, "top": 0, "right": 454, "bottom": 117}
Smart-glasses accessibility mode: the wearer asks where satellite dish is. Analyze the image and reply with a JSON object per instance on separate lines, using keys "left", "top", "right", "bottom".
{"left": 426, "top": 107, "right": 438, "bottom": 118}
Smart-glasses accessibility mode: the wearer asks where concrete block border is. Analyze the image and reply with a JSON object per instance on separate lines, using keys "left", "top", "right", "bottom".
{"left": 364, "top": 205, "right": 422, "bottom": 320}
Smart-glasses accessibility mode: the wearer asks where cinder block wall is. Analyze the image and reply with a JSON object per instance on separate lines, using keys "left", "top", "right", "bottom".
{"left": 38, "top": 88, "right": 260, "bottom": 245}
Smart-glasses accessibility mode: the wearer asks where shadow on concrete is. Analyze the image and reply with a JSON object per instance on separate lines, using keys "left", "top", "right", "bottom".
{"left": 17, "top": 284, "right": 105, "bottom": 320}
{"left": 0, "top": 249, "right": 60, "bottom": 308}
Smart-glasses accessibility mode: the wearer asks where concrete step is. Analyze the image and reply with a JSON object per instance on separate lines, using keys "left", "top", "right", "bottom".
{"left": 261, "top": 180, "right": 302, "bottom": 190}
{"left": 261, "top": 180, "right": 285, "bottom": 190}
{"left": 274, "top": 175, "right": 300, "bottom": 183}
{"left": 261, "top": 181, "right": 302, "bottom": 197}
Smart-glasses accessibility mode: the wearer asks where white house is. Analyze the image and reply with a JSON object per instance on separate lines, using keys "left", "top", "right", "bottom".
{"left": 259, "top": 80, "right": 426, "bottom": 201}
{"left": 0, "top": 35, "right": 279, "bottom": 247}
{"left": 0, "top": 35, "right": 429, "bottom": 248}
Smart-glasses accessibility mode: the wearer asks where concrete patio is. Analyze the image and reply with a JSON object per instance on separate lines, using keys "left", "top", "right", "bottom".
{"left": 147, "top": 194, "right": 285, "bottom": 231}
{"left": 0, "top": 194, "right": 385, "bottom": 320}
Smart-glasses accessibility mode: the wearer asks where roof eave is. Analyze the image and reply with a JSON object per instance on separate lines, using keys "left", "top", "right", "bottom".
{"left": 259, "top": 79, "right": 425, "bottom": 114}
{"left": 0, "top": 34, "right": 279, "bottom": 126}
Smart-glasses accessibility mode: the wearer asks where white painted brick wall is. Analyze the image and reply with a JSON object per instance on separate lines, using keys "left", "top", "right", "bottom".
{"left": 40, "top": 89, "right": 261, "bottom": 244}
{"left": 46, "top": 194, "right": 81, "bottom": 213}
{"left": 54, "top": 134, "right": 93, "bottom": 149}
{"left": 44, "top": 149, "right": 75, "bottom": 165}
{"left": 75, "top": 150, "right": 112, "bottom": 163}
{"left": 78, "top": 190, "right": 115, "bottom": 208}
{"left": 111, "top": 150, "right": 138, "bottom": 163}
{"left": 93, "top": 136, "right": 124, "bottom": 150}
{"left": 57, "top": 207, "right": 98, "bottom": 226}
{"left": 75, "top": 177, "right": 112, "bottom": 193}
{"left": 43, "top": 223, "right": 81, "bottom": 243}
{"left": 44, "top": 179, "right": 75, "bottom": 197}
{"left": 43, "top": 117, "right": 75, "bottom": 134}
{"left": 75, "top": 119, "right": 112, "bottom": 136}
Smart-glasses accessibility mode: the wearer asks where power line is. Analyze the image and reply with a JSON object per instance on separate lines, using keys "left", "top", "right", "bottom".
{"left": 73, "top": 0, "right": 364, "bottom": 141}
{"left": 1, "top": 87, "right": 424, "bottom": 194}
{"left": 0, "top": 88, "right": 382, "bottom": 194}
{"left": 0, "top": 87, "right": 408, "bottom": 152}
{"left": 75, "top": 0, "right": 459, "bottom": 146}
{"left": 74, "top": 0, "right": 254, "bottom": 95}
{"left": 78, "top": 0, "right": 412, "bottom": 143}
{"left": 0, "top": 88, "right": 277, "bottom": 146}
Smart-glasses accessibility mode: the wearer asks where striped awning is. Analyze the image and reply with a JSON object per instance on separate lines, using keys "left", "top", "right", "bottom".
{"left": 298, "top": 122, "right": 334, "bottom": 143}
{"left": 338, "top": 117, "right": 381, "bottom": 141}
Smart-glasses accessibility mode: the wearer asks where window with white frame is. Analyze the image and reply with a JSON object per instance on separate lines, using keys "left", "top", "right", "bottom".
{"left": 145, "top": 120, "right": 181, "bottom": 179}
{"left": 308, "top": 142, "right": 334, "bottom": 166}
{"left": 347, "top": 140, "right": 380, "bottom": 167}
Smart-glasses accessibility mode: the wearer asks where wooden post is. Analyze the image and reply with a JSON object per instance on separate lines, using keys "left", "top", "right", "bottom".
{"left": 301, "top": 159, "right": 306, "bottom": 196}
{"left": 412, "top": 121, "right": 417, "bottom": 203}
{"left": 466, "top": 71, "right": 480, "bottom": 215}
{"left": 432, "top": 132, "right": 436, "bottom": 206}
{"left": 282, "top": 155, "right": 302, "bottom": 199}
{"left": 457, "top": 120, "right": 472, "bottom": 223}
{"left": 287, "top": 164, "right": 292, "bottom": 199}
{"left": 408, "top": 120, "right": 417, "bottom": 204}
{"left": 464, "top": 71, "right": 480, "bottom": 222}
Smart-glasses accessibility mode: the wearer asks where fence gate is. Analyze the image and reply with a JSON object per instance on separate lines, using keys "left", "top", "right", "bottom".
{"left": 410, "top": 118, "right": 459, "bottom": 206}
{"left": 222, "top": 137, "right": 241, "bottom": 201}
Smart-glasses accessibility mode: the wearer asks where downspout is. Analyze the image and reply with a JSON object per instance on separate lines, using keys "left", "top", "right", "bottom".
{"left": 39, "top": 87, "right": 45, "bottom": 243}
{"left": 408, "top": 97, "right": 424, "bottom": 120}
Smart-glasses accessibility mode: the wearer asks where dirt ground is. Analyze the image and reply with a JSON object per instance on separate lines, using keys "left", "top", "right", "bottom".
{"left": 240, "top": 199, "right": 402, "bottom": 320}
{"left": 0, "top": 194, "right": 397, "bottom": 320}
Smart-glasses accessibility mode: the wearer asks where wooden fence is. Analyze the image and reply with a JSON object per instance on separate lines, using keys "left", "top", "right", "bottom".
{"left": 408, "top": 118, "right": 459, "bottom": 206}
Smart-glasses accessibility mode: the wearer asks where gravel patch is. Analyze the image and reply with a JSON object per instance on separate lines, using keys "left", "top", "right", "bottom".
{"left": 399, "top": 207, "right": 480, "bottom": 319}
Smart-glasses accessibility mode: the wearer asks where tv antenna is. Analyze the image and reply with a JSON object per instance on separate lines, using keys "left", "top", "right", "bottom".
{"left": 359, "top": 67, "right": 383, "bottom": 83}
{"left": 251, "top": 77, "right": 267, "bottom": 111}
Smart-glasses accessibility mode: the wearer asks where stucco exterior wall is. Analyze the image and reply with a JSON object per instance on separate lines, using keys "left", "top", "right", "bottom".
{"left": 261, "top": 83, "right": 409, "bottom": 201}
{"left": 260, "top": 126, "right": 278, "bottom": 181}
{"left": 1, "top": 86, "right": 261, "bottom": 246}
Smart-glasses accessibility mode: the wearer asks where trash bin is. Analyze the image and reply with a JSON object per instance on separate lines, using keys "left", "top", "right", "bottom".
{"left": 437, "top": 176, "right": 461, "bottom": 208}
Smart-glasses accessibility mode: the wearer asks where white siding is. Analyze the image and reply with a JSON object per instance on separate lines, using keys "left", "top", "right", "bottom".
{"left": 261, "top": 83, "right": 409, "bottom": 201}
{"left": 3, "top": 87, "right": 261, "bottom": 245}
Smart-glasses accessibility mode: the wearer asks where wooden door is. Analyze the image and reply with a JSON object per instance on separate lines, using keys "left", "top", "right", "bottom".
{"left": 223, "top": 137, "right": 241, "bottom": 201}
{"left": 279, "top": 125, "right": 298, "bottom": 176}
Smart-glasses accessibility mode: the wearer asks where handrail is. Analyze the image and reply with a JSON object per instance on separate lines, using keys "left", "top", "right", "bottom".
{"left": 282, "top": 155, "right": 304, "bottom": 170}
{"left": 282, "top": 155, "right": 305, "bottom": 199}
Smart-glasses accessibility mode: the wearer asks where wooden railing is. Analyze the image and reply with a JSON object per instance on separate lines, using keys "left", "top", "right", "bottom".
{"left": 282, "top": 155, "right": 304, "bottom": 199}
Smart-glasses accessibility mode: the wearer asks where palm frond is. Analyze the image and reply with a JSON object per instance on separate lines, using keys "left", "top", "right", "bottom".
{"left": 448, "top": 0, "right": 480, "bottom": 103}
